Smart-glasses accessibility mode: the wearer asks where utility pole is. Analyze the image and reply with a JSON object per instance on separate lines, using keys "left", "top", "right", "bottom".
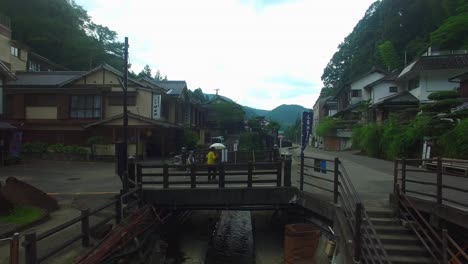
{"left": 122, "top": 37, "right": 129, "bottom": 187}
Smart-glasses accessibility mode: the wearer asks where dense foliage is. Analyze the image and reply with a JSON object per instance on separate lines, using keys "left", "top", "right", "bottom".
{"left": 320, "top": 0, "right": 468, "bottom": 96}
{"left": 0, "top": 0, "right": 124, "bottom": 70}
{"left": 353, "top": 91, "right": 468, "bottom": 159}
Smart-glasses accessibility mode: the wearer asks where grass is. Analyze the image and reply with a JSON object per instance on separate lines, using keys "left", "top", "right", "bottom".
{"left": 0, "top": 207, "right": 44, "bottom": 225}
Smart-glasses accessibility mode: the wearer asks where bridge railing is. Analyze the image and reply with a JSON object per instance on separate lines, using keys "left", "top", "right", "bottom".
{"left": 394, "top": 157, "right": 468, "bottom": 210}
{"left": 396, "top": 185, "right": 468, "bottom": 264}
{"left": 298, "top": 154, "right": 390, "bottom": 263}
{"left": 21, "top": 188, "right": 140, "bottom": 264}
{"left": 136, "top": 161, "right": 287, "bottom": 188}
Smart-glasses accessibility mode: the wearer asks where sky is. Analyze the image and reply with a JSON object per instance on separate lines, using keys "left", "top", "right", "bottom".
{"left": 77, "top": 0, "right": 376, "bottom": 110}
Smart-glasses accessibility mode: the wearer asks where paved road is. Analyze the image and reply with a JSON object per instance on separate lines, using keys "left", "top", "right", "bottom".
{"left": 288, "top": 147, "right": 468, "bottom": 211}
{"left": 288, "top": 147, "right": 396, "bottom": 208}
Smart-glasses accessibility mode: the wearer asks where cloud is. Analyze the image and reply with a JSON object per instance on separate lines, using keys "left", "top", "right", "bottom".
{"left": 77, "top": 0, "right": 375, "bottom": 110}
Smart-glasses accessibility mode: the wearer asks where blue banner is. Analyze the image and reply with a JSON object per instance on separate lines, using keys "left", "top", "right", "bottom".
{"left": 301, "top": 111, "right": 312, "bottom": 151}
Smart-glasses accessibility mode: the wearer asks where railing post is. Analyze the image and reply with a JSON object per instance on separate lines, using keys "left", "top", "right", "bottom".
{"left": 247, "top": 161, "right": 253, "bottom": 188}
{"left": 401, "top": 158, "right": 406, "bottom": 193}
{"left": 81, "top": 209, "right": 90, "bottom": 247}
{"left": 24, "top": 232, "right": 37, "bottom": 264}
{"left": 334, "top": 158, "right": 339, "bottom": 204}
{"left": 190, "top": 164, "right": 196, "bottom": 188}
{"left": 436, "top": 157, "right": 442, "bottom": 205}
{"left": 300, "top": 152, "right": 305, "bottom": 191}
{"left": 115, "top": 195, "right": 122, "bottom": 224}
{"left": 219, "top": 163, "right": 225, "bottom": 188}
{"left": 284, "top": 155, "right": 292, "bottom": 187}
{"left": 163, "top": 163, "right": 169, "bottom": 189}
{"left": 136, "top": 164, "right": 142, "bottom": 188}
{"left": 442, "top": 229, "right": 448, "bottom": 264}
{"left": 10, "top": 233, "right": 19, "bottom": 264}
{"left": 353, "top": 202, "right": 362, "bottom": 263}
{"left": 393, "top": 159, "right": 399, "bottom": 195}
{"left": 276, "top": 160, "right": 282, "bottom": 187}
{"left": 128, "top": 157, "right": 136, "bottom": 189}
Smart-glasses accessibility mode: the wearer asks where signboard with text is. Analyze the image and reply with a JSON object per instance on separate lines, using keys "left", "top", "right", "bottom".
{"left": 301, "top": 111, "right": 313, "bottom": 151}
{"left": 152, "top": 94, "right": 161, "bottom": 119}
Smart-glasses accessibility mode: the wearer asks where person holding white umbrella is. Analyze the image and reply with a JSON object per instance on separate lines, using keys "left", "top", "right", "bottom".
{"left": 206, "top": 147, "right": 217, "bottom": 181}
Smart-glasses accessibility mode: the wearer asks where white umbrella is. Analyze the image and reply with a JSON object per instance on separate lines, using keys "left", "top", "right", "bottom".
{"left": 209, "top": 143, "right": 226, "bottom": 150}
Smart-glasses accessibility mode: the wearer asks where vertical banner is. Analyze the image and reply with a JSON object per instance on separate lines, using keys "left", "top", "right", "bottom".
{"left": 152, "top": 94, "right": 161, "bottom": 119}
{"left": 301, "top": 111, "right": 313, "bottom": 151}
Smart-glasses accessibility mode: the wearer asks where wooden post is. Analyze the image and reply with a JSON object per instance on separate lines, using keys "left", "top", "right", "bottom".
{"left": 353, "top": 202, "right": 362, "bottom": 262}
{"left": 10, "top": 233, "right": 19, "bottom": 264}
{"left": 284, "top": 155, "right": 292, "bottom": 187}
{"left": 276, "top": 160, "right": 282, "bottom": 187}
{"left": 300, "top": 152, "right": 305, "bottom": 191}
{"left": 442, "top": 229, "right": 448, "bottom": 264}
{"left": 401, "top": 159, "right": 406, "bottom": 193}
{"left": 128, "top": 157, "right": 136, "bottom": 189}
{"left": 247, "top": 161, "right": 253, "bottom": 187}
{"left": 163, "top": 163, "right": 169, "bottom": 189}
{"left": 115, "top": 195, "right": 122, "bottom": 224}
{"left": 436, "top": 157, "right": 442, "bottom": 205}
{"left": 334, "top": 158, "right": 339, "bottom": 204}
{"left": 81, "top": 209, "right": 90, "bottom": 247}
{"left": 219, "top": 163, "right": 225, "bottom": 188}
{"left": 393, "top": 160, "right": 399, "bottom": 194}
{"left": 136, "top": 164, "right": 143, "bottom": 188}
{"left": 24, "top": 232, "right": 37, "bottom": 264}
{"left": 190, "top": 164, "right": 196, "bottom": 189}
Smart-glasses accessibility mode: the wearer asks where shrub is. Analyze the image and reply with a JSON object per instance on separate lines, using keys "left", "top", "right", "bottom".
{"left": 420, "top": 98, "right": 463, "bottom": 113}
{"left": 439, "top": 119, "right": 468, "bottom": 159}
{"left": 22, "top": 142, "right": 48, "bottom": 153}
{"left": 427, "top": 90, "right": 459, "bottom": 100}
{"left": 48, "top": 144, "right": 66, "bottom": 153}
{"left": 316, "top": 117, "right": 340, "bottom": 137}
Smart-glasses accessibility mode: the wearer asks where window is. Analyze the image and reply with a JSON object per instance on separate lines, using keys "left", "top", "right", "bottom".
{"left": 408, "top": 78, "right": 420, "bottom": 90}
{"left": 10, "top": 46, "right": 19, "bottom": 57}
{"left": 70, "top": 95, "right": 101, "bottom": 118}
{"left": 389, "top": 86, "right": 398, "bottom": 93}
{"left": 351, "top": 90, "right": 362, "bottom": 97}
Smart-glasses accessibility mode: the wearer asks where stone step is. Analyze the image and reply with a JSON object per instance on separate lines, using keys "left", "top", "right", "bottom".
{"left": 369, "top": 234, "right": 422, "bottom": 246}
{"left": 366, "top": 209, "right": 394, "bottom": 218}
{"left": 369, "top": 217, "right": 400, "bottom": 226}
{"left": 383, "top": 244, "right": 430, "bottom": 257}
{"left": 388, "top": 255, "right": 435, "bottom": 264}
{"left": 373, "top": 225, "right": 413, "bottom": 235}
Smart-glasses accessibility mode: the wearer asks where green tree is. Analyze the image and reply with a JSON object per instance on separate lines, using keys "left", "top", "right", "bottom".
{"left": 212, "top": 101, "right": 245, "bottom": 132}
{"left": 138, "top": 65, "right": 152, "bottom": 78}
{"left": 377, "top": 41, "right": 401, "bottom": 71}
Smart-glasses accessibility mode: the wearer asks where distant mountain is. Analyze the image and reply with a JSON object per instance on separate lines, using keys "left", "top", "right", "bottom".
{"left": 201, "top": 94, "right": 308, "bottom": 128}
{"left": 242, "top": 106, "right": 269, "bottom": 118}
{"left": 266, "top": 104, "right": 308, "bottom": 127}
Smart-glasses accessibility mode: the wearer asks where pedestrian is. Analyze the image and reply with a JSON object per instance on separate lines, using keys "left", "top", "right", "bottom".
{"left": 206, "top": 147, "right": 217, "bottom": 181}
{"left": 187, "top": 151, "right": 195, "bottom": 165}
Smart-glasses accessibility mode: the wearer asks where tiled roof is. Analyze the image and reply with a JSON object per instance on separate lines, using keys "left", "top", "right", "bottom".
{"left": 152, "top": 81, "right": 187, "bottom": 95}
{"left": 398, "top": 54, "right": 468, "bottom": 79}
{"left": 372, "top": 91, "right": 419, "bottom": 107}
{"left": 7, "top": 71, "right": 84, "bottom": 86}
{"left": 364, "top": 71, "right": 400, "bottom": 89}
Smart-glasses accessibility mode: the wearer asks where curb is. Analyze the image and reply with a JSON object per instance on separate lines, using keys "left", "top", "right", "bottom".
{"left": 0, "top": 210, "right": 50, "bottom": 239}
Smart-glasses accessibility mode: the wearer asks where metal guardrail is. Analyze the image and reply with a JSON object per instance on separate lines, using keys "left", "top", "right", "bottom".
{"left": 298, "top": 154, "right": 391, "bottom": 263}
{"left": 396, "top": 186, "right": 468, "bottom": 264}
{"left": 394, "top": 157, "right": 468, "bottom": 210}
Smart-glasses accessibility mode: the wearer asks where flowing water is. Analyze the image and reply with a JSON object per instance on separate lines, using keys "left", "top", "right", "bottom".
{"left": 205, "top": 211, "right": 255, "bottom": 264}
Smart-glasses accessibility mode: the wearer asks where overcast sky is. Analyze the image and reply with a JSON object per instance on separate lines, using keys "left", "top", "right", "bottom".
{"left": 77, "top": 0, "right": 375, "bottom": 110}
